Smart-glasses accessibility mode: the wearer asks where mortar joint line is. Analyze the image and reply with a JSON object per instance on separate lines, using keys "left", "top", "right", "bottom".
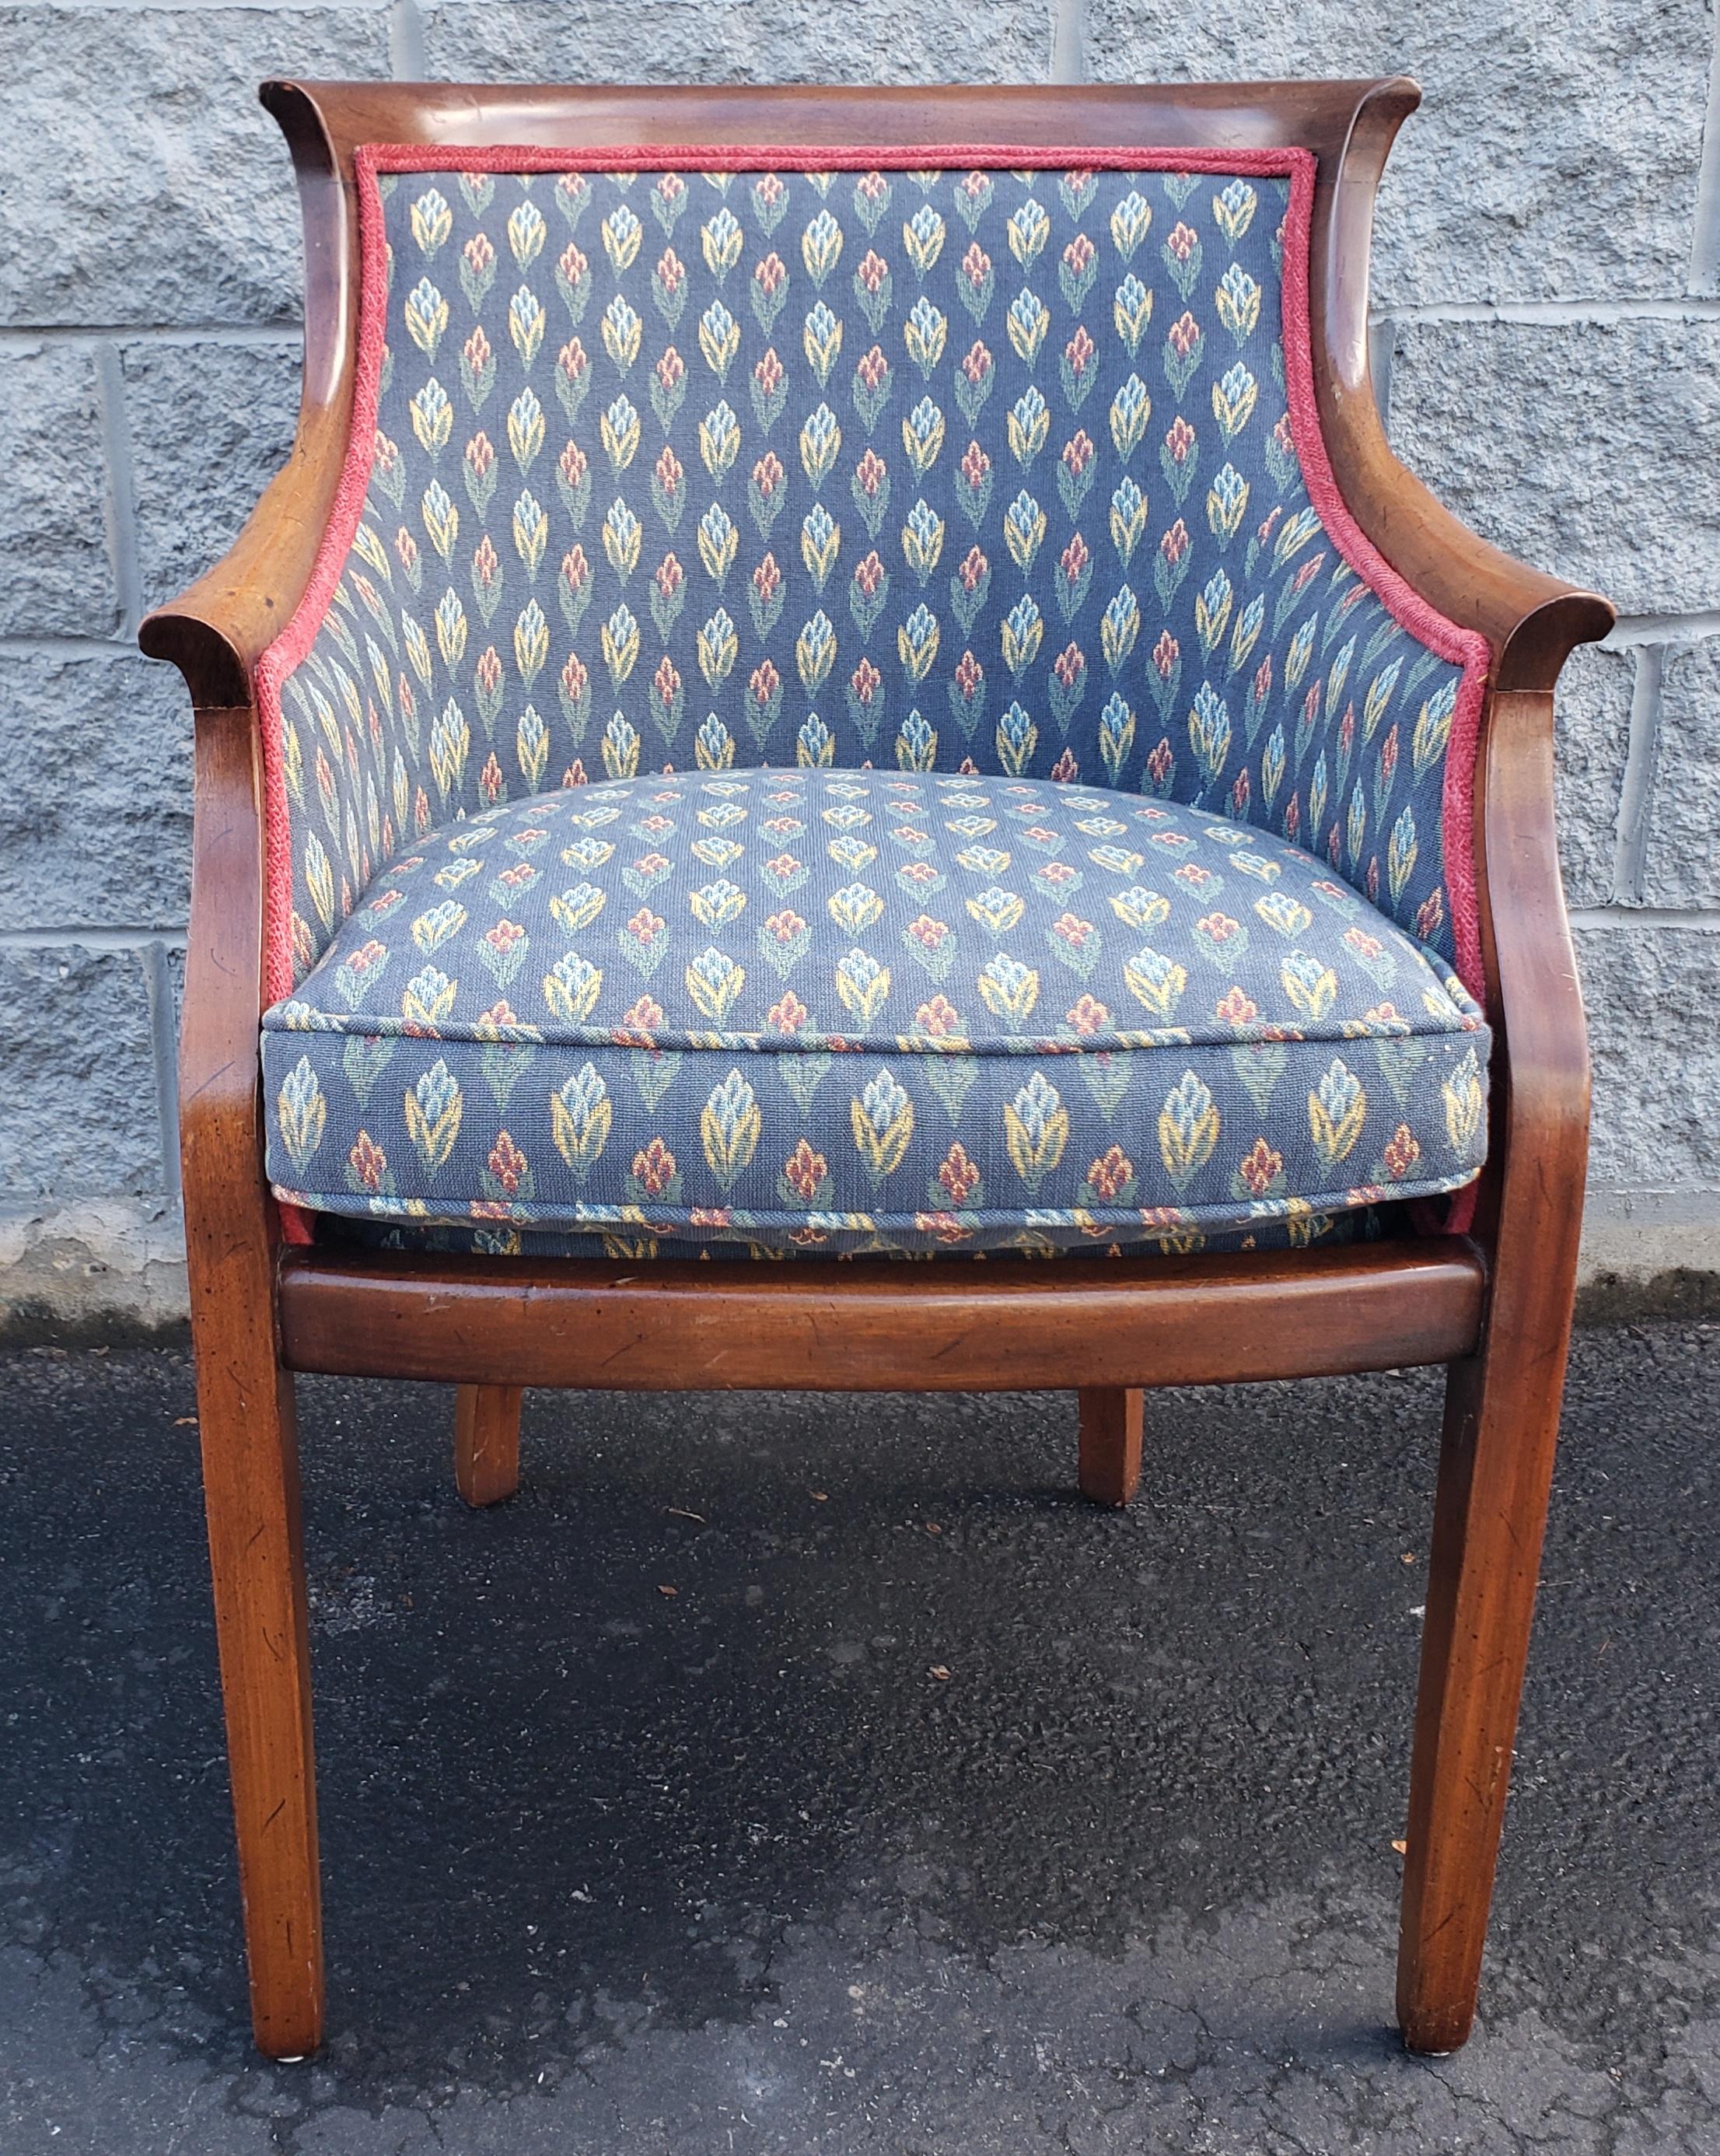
{"left": 93, "top": 342, "right": 144, "bottom": 641}
{"left": 1571, "top": 904, "right": 1720, "bottom": 931}
{"left": 140, "top": 941, "right": 183, "bottom": 1200}
{"left": 1603, "top": 608, "right": 1720, "bottom": 651}
{"left": 0, "top": 926, "right": 189, "bottom": 952}
{"left": 1367, "top": 314, "right": 1396, "bottom": 436}
{"left": 1376, "top": 296, "right": 1720, "bottom": 327}
{"left": 1691, "top": 0, "right": 1720, "bottom": 296}
{"left": 0, "top": 324, "right": 301, "bottom": 351}
{"left": 1609, "top": 646, "right": 1665, "bottom": 914}
{"left": 390, "top": 0, "right": 426, "bottom": 80}
{"left": 0, "top": 633, "right": 149, "bottom": 662}
{"left": 1049, "top": 0, "right": 1084, "bottom": 86}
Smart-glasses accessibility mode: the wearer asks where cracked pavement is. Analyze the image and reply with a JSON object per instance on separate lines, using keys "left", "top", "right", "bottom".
{"left": 2, "top": 1322, "right": 1717, "bottom": 2152}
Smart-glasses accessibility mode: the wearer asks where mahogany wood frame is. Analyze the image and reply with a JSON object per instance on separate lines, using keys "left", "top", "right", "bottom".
{"left": 142, "top": 78, "right": 1612, "bottom": 2062}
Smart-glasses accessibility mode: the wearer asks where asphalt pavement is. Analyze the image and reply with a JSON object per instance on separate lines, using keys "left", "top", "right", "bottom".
{"left": 2, "top": 1322, "right": 1716, "bottom": 2152}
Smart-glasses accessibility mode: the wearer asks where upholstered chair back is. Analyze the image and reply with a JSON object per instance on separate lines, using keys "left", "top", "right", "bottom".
{"left": 262, "top": 152, "right": 1487, "bottom": 1004}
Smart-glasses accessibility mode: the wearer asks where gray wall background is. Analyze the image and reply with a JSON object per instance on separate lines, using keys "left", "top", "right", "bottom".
{"left": 2, "top": 0, "right": 1717, "bottom": 1332}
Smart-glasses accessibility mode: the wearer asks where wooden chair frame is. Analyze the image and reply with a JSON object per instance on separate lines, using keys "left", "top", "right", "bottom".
{"left": 142, "top": 77, "right": 1613, "bottom": 2060}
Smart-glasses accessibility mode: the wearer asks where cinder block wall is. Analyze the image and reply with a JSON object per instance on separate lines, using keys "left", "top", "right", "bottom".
{"left": 2, "top": 0, "right": 1716, "bottom": 1332}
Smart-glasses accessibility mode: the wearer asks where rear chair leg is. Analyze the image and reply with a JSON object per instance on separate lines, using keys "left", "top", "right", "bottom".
{"left": 1078, "top": 1388, "right": 1143, "bottom": 1507}
{"left": 195, "top": 1321, "right": 323, "bottom": 2057}
{"left": 1397, "top": 1332, "right": 1570, "bottom": 2053}
{"left": 455, "top": 1384, "right": 523, "bottom": 1507}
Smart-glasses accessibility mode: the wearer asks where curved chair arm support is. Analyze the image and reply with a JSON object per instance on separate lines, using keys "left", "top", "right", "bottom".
{"left": 1474, "top": 688, "right": 1591, "bottom": 1242}
{"left": 1315, "top": 80, "right": 1614, "bottom": 691}
{"left": 140, "top": 463, "right": 345, "bottom": 710}
{"left": 1321, "top": 394, "right": 1613, "bottom": 695}
{"left": 179, "top": 701, "right": 278, "bottom": 1239}
{"left": 141, "top": 82, "right": 355, "bottom": 709}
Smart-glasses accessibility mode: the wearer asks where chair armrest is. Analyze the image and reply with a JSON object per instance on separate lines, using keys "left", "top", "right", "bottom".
{"left": 139, "top": 444, "right": 349, "bottom": 707}
{"left": 1481, "top": 691, "right": 1589, "bottom": 1125}
{"left": 1314, "top": 79, "right": 1614, "bottom": 688}
{"left": 1464, "top": 687, "right": 1590, "bottom": 1278}
{"left": 1320, "top": 400, "right": 1614, "bottom": 692}
{"left": 140, "top": 79, "right": 355, "bottom": 709}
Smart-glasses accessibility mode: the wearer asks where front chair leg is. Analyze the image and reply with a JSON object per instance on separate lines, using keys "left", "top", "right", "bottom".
{"left": 1397, "top": 1332, "right": 1569, "bottom": 2053}
{"left": 1077, "top": 1388, "right": 1143, "bottom": 1507}
{"left": 455, "top": 1384, "right": 523, "bottom": 1507}
{"left": 196, "top": 1329, "right": 323, "bottom": 2057}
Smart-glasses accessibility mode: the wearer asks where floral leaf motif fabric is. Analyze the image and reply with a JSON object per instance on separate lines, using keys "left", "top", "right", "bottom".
{"left": 261, "top": 767, "right": 1490, "bottom": 1257}
{"left": 326, "top": 1201, "right": 1394, "bottom": 1265}
{"left": 271, "top": 157, "right": 1478, "bottom": 1010}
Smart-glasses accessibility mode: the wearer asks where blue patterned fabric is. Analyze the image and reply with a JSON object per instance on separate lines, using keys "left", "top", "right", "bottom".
{"left": 324, "top": 1200, "right": 1398, "bottom": 1265}
{"left": 262, "top": 768, "right": 1490, "bottom": 1257}
{"left": 271, "top": 156, "right": 1477, "bottom": 1023}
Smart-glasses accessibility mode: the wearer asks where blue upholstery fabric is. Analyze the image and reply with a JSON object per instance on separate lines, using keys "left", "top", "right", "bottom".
{"left": 274, "top": 158, "right": 1477, "bottom": 1019}
{"left": 262, "top": 768, "right": 1490, "bottom": 1257}
{"left": 324, "top": 1201, "right": 1396, "bottom": 1264}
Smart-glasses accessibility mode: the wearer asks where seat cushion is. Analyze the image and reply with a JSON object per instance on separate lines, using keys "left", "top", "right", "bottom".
{"left": 261, "top": 767, "right": 1490, "bottom": 1256}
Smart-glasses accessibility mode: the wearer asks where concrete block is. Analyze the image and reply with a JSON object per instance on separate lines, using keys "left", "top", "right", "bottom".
{"left": 420, "top": 0, "right": 1053, "bottom": 81}
{"left": 0, "top": 4, "right": 390, "bottom": 327}
{"left": 0, "top": 652, "right": 192, "bottom": 932}
{"left": 1389, "top": 317, "right": 1720, "bottom": 617}
{"left": 121, "top": 338, "right": 301, "bottom": 611}
{"left": 0, "top": 946, "right": 165, "bottom": 1199}
{"left": 1644, "top": 635, "right": 1720, "bottom": 908}
{"left": 1576, "top": 922, "right": 1720, "bottom": 1192}
{"left": 1084, "top": 0, "right": 1711, "bottom": 306}
{"left": 0, "top": 344, "right": 117, "bottom": 638}
{"left": 1555, "top": 642, "right": 1632, "bottom": 910}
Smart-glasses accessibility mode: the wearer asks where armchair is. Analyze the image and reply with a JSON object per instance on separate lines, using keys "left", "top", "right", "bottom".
{"left": 141, "top": 77, "right": 1613, "bottom": 2059}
